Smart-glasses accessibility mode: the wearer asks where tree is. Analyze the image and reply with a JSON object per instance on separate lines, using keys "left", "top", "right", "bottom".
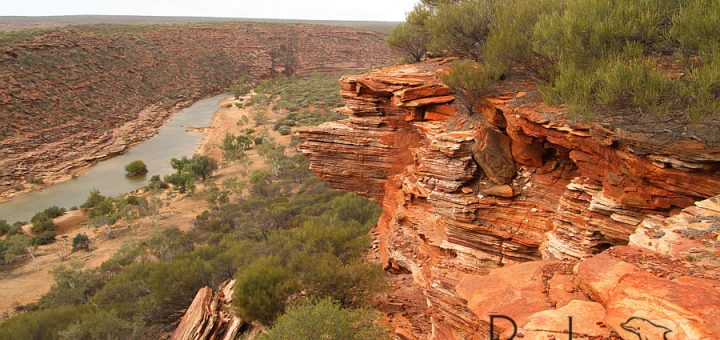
{"left": 124, "top": 160, "right": 148, "bottom": 177}
{"left": 427, "top": 0, "right": 495, "bottom": 61}
{"left": 166, "top": 155, "right": 218, "bottom": 193}
{"left": 270, "top": 34, "right": 299, "bottom": 77}
{"left": 262, "top": 298, "right": 388, "bottom": 340}
{"left": 387, "top": 5, "right": 432, "bottom": 62}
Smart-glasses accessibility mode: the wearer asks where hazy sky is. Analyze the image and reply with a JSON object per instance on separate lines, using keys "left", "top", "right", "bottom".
{"left": 2, "top": 0, "right": 419, "bottom": 22}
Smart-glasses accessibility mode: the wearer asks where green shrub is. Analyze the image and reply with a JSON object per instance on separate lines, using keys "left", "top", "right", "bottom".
{"left": 31, "top": 212, "right": 56, "bottom": 233}
{"left": 81, "top": 189, "right": 106, "bottom": 209}
{"left": 261, "top": 298, "right": 389, "bottom": 340}
{"left": 124, "top": 160, "right": 148, "bottom": 177}
{"left": 3, "top": 234, "right": 31, "bottom": 264}
{"left": 278, "top": 126, "right": 292, "bottom": 136}
{"left": 147, "top": 175, "right": 169, "bottom": 191}
{"left": 72, "top": 233, "right": 91, "bottom": 251}
{"left": 0, "top": 306, "right": 86, "bottom": 339}
{"left": 32, "top": 231, "right": 57, "bottom": 245}
{"left": 233, "top": 257, "right": 300, "bottom": 324}
{"left": 0, "top": 219, "right": 9, "bottom": 236}
{"left": 405, "top": 0, "right": 720, "bottom": 122}
{"left": 43, "top": 205, "right": 66, "bottom": 218}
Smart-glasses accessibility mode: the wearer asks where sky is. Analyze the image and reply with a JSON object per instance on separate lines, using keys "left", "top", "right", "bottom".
{"left": 1, "top": 0, "right": 419, "bottom": 22}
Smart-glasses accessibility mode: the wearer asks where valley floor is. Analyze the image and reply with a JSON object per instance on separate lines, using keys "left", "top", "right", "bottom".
{"left": 0, "top": 95, "right": 291, "bottom": 318}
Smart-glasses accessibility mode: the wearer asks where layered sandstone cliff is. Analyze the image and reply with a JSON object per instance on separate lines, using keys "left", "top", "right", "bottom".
{"left": 0, "top": 23, "right": 395, "bottom": 198}
{"left": 298, "top": 61, "right": 720, "bottom": 339}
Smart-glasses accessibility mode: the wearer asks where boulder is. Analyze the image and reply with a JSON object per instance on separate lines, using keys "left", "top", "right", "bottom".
{"left": 472, "top": 126, "right": 516, "bottom": 185}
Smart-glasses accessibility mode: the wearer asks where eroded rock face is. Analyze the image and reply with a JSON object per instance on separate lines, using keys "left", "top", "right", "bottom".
{"left": 0, "top": 23, "right": 396, "bottom": 197}
{"left": 172, "top": 280, "right": 261, "bottom": 340}
{"left": 298, "top": 61, "right": 720, "bottom": 339}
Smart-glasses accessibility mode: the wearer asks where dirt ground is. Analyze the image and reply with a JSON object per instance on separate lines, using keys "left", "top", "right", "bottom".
{"left": 0, "top": 94, "right": 292, "bottom": 318}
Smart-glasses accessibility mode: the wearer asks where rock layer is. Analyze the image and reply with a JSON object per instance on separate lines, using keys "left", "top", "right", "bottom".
{"left": 298, "top": 61, "right": 720, "bottom": 339}
{"left": 0, "top": 23, "right": 395, "bottom": 198}
{"left": 172, "top": 280, "right": 262, "bottom": 340}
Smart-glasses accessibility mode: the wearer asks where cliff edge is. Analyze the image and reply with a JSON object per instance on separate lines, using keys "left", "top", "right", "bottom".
{"left": 298, "top": 60, "right": 720, "bottom": 339}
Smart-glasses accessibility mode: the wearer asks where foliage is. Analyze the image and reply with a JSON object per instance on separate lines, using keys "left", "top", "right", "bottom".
{"left": 31, "top": 211, "right": 57, "bottom": 234}
{"left": 72, "top": 233, "right": 91, "bottom": 251}
{"left": 59, "top": 310, "right": 146, "bottom": 340}
{"left": 146, "top": 175, "right": 169, "bottom": 192}
{"left": 222, "top": 133, "right": 254, "bottom": 161}
{"left": 124, "top": 160, "right": 149, "bottom": 177}
{"left": 262, "top": 298, "right": 389, "bottom": 340}
{"left": 233, "top": 257, "right": 299, "bottom": 324}
{"left": 32, "top": 231, "right": 57, "bottom": 246}
{"left": 427, "top": 0, "right": 495, "bottom": 61}
{"left": 387, "top": 5, "right": 432, "bottom": 62}
{"left": 43, "top": 206, "right": 67, "bottom": 218}
{"left": 165, "top": 155, "right": 218, "bottom": 193}
{"left": 0, "top": 219, "right": 9, "bottom": 236}
{"left": 3, "top": 234, "right": 31, "bottom": 264}
{"left": 397, "top": 0, "right": 720, "bottom": 122}
{"left": 230, "top": 76, "right": 251, "bottom": 99}
{"left": 81, "top": 189, "right": 106, "bottom": 209}
{"left": 277, "top": 126, "right": 291, "bottom": 136}
{"left": 251, "top": 73, "right": 344, "bottom": 112}
{"left": 0, "top": 306, "right": 87, "bottom": 339}
{"left": 38, "top": 263, "right": 104, "bottom": 308}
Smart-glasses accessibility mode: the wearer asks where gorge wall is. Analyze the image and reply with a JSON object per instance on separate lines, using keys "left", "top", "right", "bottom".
{"left": 0, "top": 23, "right": 395, "bottom": 198}
{"left": 298, "top": 61, "right": 720, "bottom": 339}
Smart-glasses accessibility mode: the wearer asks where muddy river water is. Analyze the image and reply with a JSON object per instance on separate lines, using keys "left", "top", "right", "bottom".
{"left": 0, "top": 94, "right": 227, "bottom": 223}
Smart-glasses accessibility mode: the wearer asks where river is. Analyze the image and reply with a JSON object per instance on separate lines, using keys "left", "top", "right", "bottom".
{"left": 0, "top": 93, "right": 228, "bottom": 223}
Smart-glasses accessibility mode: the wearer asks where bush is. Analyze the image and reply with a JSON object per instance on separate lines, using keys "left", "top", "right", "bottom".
{"left": 32, "top": 231, "right": 56, "bottom": 245}
{"left": 43, "top": 205, "right": 66, "bottom": 218}
{"left": 147, "top": 175, "right": 169, "bottom": 191}
{"left": 125, "top": 160, "right": 148, "bottom": 177}
{"left": 233, "top": 257, "right": 299, "bottom": 324}
{"left": 3, "top": 234, "right": 31, "bottom": 264}
{"left": 0, "top": 306, "right": 86, "bottom": 340}
{"left": 0, "top": 219, "right": 9, "bottom": 236}
{"left": 72, "top": 233, "right": 91, "bottom": 251}
{"left": 28, "top": 176, "right": 44, "bottom": 185}
{"left": 403, "top": 0, "right": 720, "bottom": 122}
{"left": 81, "top": 189, "right": 106, "bottom": 209}
{"left": 277, "top": 126, "right": 292, "bottom": 136}
{"left": 261, "top": 298, "right": 388, "bottom": 340}
{"left": 31, "top": 212, "right": 56, "bottom": 233}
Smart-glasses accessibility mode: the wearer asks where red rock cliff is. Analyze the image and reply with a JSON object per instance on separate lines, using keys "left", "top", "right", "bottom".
{"left": 298, "top": 61, "right": 720, "bottom": 339}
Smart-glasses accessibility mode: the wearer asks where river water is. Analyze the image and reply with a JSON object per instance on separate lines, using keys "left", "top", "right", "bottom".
{"left": 0, "top": 93, "right": 228, "bottom": 223}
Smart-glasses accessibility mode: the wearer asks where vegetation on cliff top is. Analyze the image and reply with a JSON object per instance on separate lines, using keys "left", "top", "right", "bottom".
{"left": 389, "top": 0, "right": 720, "bottom": 126}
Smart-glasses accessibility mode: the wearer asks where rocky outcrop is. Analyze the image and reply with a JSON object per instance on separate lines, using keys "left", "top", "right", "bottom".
{"left": 298, "top": 61, "right": 720, "bottom": 339}
{"left": 172, "top": 280, "right": 262, "bottom": 340}
{"left": 0, "top": 23, "right": 396, "bottom": 198}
